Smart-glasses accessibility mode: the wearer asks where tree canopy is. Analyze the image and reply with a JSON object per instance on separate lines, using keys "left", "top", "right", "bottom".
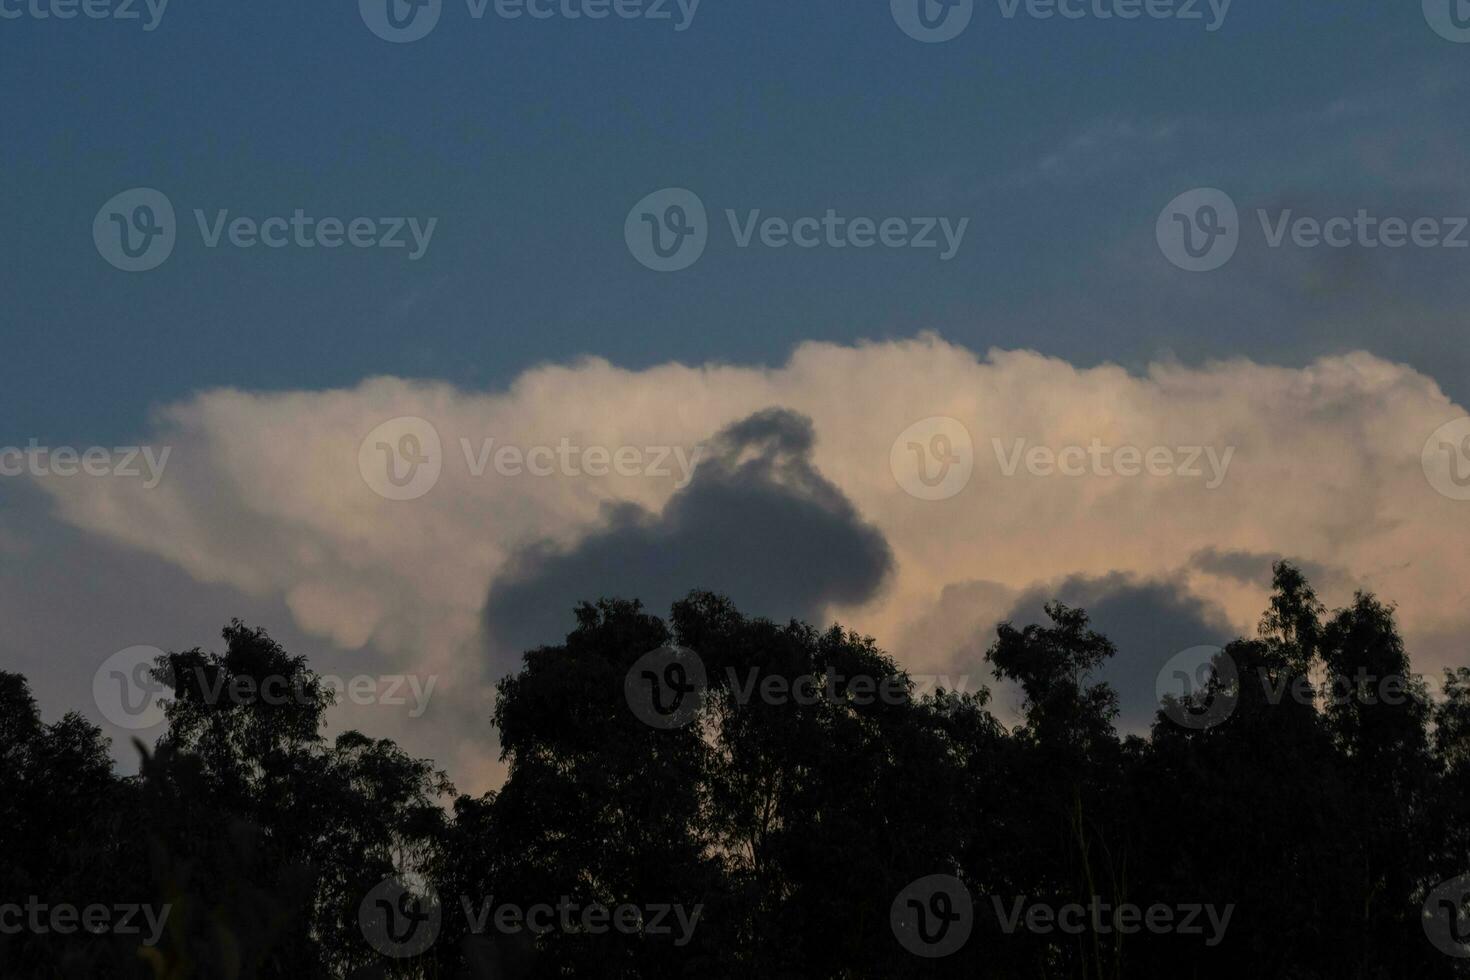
{"left": 3, "top": 564, "right": 1469, "bottom": 978}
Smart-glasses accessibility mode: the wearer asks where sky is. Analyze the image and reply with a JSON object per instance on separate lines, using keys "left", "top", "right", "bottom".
{"left": 3, "top": 0, "right": 1470, "bottom": 792}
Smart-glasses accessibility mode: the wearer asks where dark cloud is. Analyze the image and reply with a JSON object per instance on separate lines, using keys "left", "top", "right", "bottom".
{"left": 481, "top": 408, "right": 893, "bottom": 666}
{"left": 981, "top": 573, "right": 1236, "bottom": 735}
{"left": 1189, "top": 547, "right": 1344, "bottom": 592}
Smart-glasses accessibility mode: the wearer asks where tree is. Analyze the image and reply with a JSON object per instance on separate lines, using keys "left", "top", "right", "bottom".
{"left": 5, "top": 565, "right": 1469, "bottom": 978}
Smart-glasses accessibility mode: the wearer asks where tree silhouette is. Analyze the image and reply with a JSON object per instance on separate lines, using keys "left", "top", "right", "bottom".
{"left": 4, "top": 564, "right": 1470, "bottom": 977}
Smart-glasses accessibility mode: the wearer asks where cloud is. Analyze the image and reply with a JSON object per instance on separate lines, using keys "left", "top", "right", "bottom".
{"left": 0, "top": 477, "right": 502, "bottom": 791}
{"left": 999, "top": 573, "right": 1236, "bottom": 734}
{"left": 482, "top": 408, "right": 893, "bottom": 667}
{"left": 1187, "top": 546, "right": 1347, "bottom": 593}
{"left": 30, "top": 334, "right": 1470, "bottom": 790}
{"left": 892, "top": 572, "right": 1234, "bottom": 733}
{"left": 892, "top": 579, "right": 1018, "bottom": 676}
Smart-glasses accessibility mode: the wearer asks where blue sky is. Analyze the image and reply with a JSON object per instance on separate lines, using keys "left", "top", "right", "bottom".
{"left": 4, "top": 0, "right": 1467, "bottom": 445}
{"left": 6, "top": 0, "right": 1470, "bottom": 790}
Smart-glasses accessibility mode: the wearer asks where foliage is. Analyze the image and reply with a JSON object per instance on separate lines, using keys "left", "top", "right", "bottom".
{"left": 3, "top": 566, "right": 1468, "bottom": 978}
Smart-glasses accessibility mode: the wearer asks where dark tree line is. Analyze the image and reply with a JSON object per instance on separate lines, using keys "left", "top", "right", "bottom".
{"left": 4, "top": 563, "right": 1470, "bottom": 977}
